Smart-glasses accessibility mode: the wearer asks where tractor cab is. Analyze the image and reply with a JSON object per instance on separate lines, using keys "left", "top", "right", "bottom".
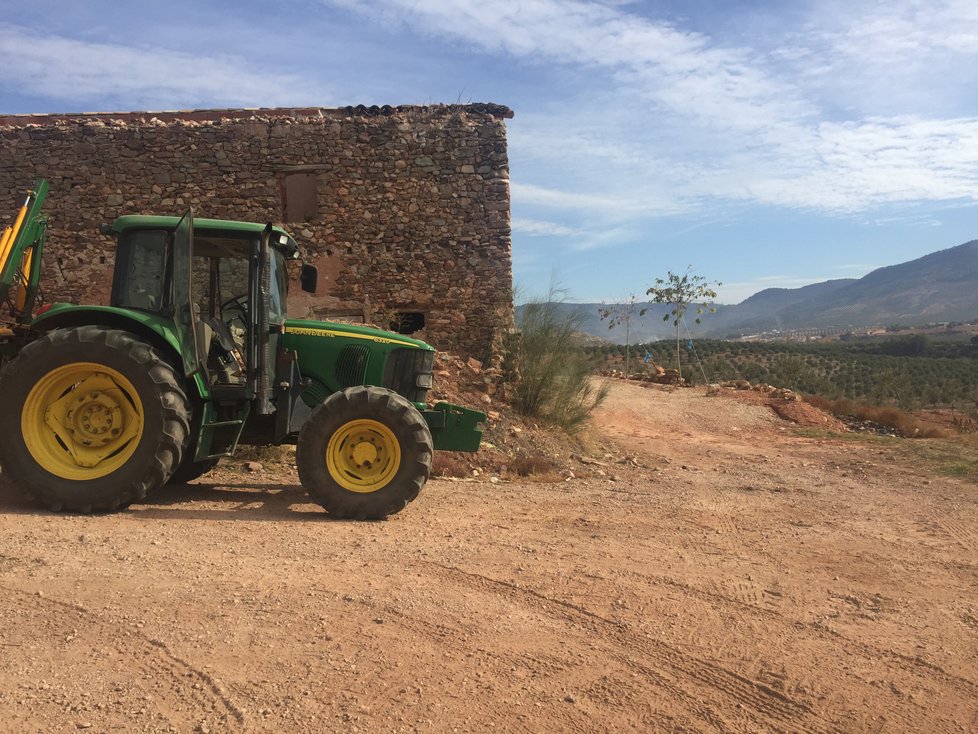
{"left": 108, "top": 210, "right": 319, "bottom": 459}
{"left": 111, "top": 211, "right": 310, "bottom": 387}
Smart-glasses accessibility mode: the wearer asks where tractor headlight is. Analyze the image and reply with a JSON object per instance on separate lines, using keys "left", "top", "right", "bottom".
{"left": 416, "top": 373, "right": 433, "bottom": 388}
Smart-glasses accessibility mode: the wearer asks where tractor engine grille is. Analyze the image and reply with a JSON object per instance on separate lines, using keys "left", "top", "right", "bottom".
{"left": 383, "top": 348, "right": 435, "bottom": 404}
{"left": 335, "top": 345, "right": 370, "bottom": 388}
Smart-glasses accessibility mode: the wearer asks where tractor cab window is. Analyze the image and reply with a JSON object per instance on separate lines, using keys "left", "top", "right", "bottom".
{"left": 113, "top": 230, "right": 167, "bottom": 311}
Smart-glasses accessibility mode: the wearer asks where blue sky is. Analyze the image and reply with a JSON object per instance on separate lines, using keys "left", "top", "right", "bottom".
{"left": 2, "top": 0, "right": 977, "bottom": 303}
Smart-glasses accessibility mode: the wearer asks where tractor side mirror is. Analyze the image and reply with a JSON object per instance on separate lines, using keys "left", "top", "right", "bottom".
{"left": 300, "top": 264, "right": 318, "bottom": 294}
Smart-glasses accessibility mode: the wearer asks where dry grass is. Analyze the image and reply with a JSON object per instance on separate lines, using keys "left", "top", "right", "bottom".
{"left": 234, "top": 444, "right": 296, "bottom": 464}
{"left": 504, "top": 456, "right": 563, "bottom": 481}
{"left": 431, "top": 452, "right": 565, "bottom": 482}
{"left": 431, "top": 453, "right": 473, "bottom": 478}
{"left": 804, "top": 395, "right": 948, "bottom": 438}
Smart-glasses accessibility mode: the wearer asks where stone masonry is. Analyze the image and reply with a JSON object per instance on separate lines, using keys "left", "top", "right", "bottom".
{"left": 0, "top": 104, "right": 515, "bottom": 363}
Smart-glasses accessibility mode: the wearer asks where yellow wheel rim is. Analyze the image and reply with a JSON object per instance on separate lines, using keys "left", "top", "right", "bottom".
{"left": 21, "top": 362, "right": 144, "bottom": 480}
{"left": 326, "top": 419, "right": 401, "bottom": 493}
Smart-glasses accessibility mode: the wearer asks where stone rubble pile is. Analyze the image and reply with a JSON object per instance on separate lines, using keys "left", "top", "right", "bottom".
{"left": 718, "top": 380, "right": 802, "bottom": 401}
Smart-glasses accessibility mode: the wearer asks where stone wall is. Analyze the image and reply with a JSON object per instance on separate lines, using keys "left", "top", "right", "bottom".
{"left": 0, "top": 104, "right": 515, "bottom": 363}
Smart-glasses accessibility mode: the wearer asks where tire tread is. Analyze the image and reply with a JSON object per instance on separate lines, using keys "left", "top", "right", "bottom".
{"left": 0, "top": 327, "right": 191, "bottom": 513}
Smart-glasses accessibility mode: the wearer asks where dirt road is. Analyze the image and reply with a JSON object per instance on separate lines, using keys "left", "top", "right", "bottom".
{"left": 1, "top": 380, "right": 976, "bottom": 733}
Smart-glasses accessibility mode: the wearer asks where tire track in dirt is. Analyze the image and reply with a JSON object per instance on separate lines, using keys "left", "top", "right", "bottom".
{"left": 423, "top": 562, "right": 835, "bottom": 734}
{"left": 0, "top": 585, "right": 245, "bottom": 731}
{"left": 623, "top": 569, "right": 789, "bottom": 623}
{"left": 333, "top": 592, "right": 589, "bottom": 734}
{"left": 962, "top": 611, "right": 978, "bottom": 631}
{"left": 931, "top": 512, "right": 978, "bottom": 551}
{"left": 623, "top": 568, "right": 978, "bottom": 708}
{"left": 721, "top": 578, "right": 762, "bottom": 608}
{"left": 358, "top": 579, "right": 660, "bottom": 733}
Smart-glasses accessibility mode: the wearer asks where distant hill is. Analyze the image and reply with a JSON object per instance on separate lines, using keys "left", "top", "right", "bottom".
{"left": 518, "top": 239, "right": 978, "bottom": 343}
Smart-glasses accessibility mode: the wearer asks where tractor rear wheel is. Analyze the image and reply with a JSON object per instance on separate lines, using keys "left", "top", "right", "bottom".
{"left": 0, "top": 326, "right": 190, "bottom": 512}
{"left": 296, "top": 386, "right": 432, "bottom": 519}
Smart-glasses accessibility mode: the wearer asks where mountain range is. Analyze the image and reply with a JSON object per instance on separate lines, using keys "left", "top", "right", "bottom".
{"left": 522, "top": 239, "right": 978, "bottom": 343}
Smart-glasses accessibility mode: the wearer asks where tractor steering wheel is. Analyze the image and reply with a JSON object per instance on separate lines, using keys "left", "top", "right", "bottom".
{"left": 220, "top": 294, "right": 249, "bottom": 332}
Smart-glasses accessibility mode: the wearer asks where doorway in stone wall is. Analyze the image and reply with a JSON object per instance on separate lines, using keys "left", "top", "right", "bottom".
{"left": 280, "top": 172, "right": 318, "bottom": 223}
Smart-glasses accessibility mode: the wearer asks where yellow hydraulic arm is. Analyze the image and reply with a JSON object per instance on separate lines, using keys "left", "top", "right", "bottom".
{"left": 0, "top": 199, "right": 28, "bottom": 270}
{"left": 0, "top": 178, "right": 48, "bottom": 322}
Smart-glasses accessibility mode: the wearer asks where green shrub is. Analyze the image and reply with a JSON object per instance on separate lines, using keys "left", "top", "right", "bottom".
{"left": 513, "top": 291, "right": 609, "bottom": 432}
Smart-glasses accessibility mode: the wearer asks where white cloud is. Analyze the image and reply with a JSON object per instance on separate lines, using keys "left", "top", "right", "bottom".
{"left": 329, "top": 0, "right": 813, "bottom": 134}
{"left": 327, "top": 0, "right": 978, "bottom": 218}
{"left": 0, "top": 24, "right": 319, "bottom": 109}
{"left": 823, "top": 0, "right": 978, "bottom": 61}
{"left": 780, "top": 0, "right": 978, "bottom": 118}
{"left": 734, "top": 116, "right": 978, "bottom": 211}
{"left": 511, "top": 182, "right": 681, "bottom": 216}
{"left": 510, "top": 217, "right": 583, "bottom": 237}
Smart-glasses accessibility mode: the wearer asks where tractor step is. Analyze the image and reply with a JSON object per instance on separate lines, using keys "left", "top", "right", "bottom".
{"left": 195, "top": 419, "right": 245, "bottom": 460}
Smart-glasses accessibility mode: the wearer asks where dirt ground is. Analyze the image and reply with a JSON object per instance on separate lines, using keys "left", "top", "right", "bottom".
{"left": 1, "top": 380, "right": 976, "bottom": 733}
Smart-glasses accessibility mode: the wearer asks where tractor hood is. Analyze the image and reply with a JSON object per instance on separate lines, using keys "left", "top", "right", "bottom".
{"left": 283, "top": 319, "right": 432, "bottom": 351}
{"left": 282, "top": 318, "right": 436, "bottom": 407}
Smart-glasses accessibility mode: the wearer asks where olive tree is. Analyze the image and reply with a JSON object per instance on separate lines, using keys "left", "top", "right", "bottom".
{"left": 598, "top": 294, "right": 639, "bottom": 378}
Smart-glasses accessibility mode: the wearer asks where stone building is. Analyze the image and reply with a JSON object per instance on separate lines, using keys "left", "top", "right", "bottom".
{"left": 0, "top": 104, "right": 515, "bottom": 363}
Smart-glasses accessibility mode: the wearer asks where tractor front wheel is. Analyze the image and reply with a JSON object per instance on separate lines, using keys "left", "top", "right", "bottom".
{"left": 0, "top": 326, "right": 190, "bottom": 512}
{"left": 296, "top": 386, "right": 432, "bottom": 519}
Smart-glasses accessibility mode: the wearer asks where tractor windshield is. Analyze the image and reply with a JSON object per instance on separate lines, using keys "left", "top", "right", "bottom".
{"left": 267, "top": 247, "right": 287, "bottom": 325}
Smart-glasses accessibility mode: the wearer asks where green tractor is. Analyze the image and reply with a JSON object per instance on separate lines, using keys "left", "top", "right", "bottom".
{"left": 0, "top": 179, "right": 485, "bottom": 519}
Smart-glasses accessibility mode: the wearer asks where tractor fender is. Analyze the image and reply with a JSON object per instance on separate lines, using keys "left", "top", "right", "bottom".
{"left": 29, "top": 304, "right": 207, "bottom": 399}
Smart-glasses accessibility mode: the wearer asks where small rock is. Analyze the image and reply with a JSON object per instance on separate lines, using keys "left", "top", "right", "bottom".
{"left": 563, "top": 694, "right": 576, "bottom": 704}
{"left": 244, "top": 461, "right": 263, "bottom": 472}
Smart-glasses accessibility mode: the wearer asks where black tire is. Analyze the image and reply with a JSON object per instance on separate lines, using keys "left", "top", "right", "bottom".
{"left": 296, "top": 386, "right": 432, "bottom": 519}
{"left": 0, "top": 326, "right": 191, "bottom": 513}
{"left": 168, "top": 456, "right": 220, "bottom": 485}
